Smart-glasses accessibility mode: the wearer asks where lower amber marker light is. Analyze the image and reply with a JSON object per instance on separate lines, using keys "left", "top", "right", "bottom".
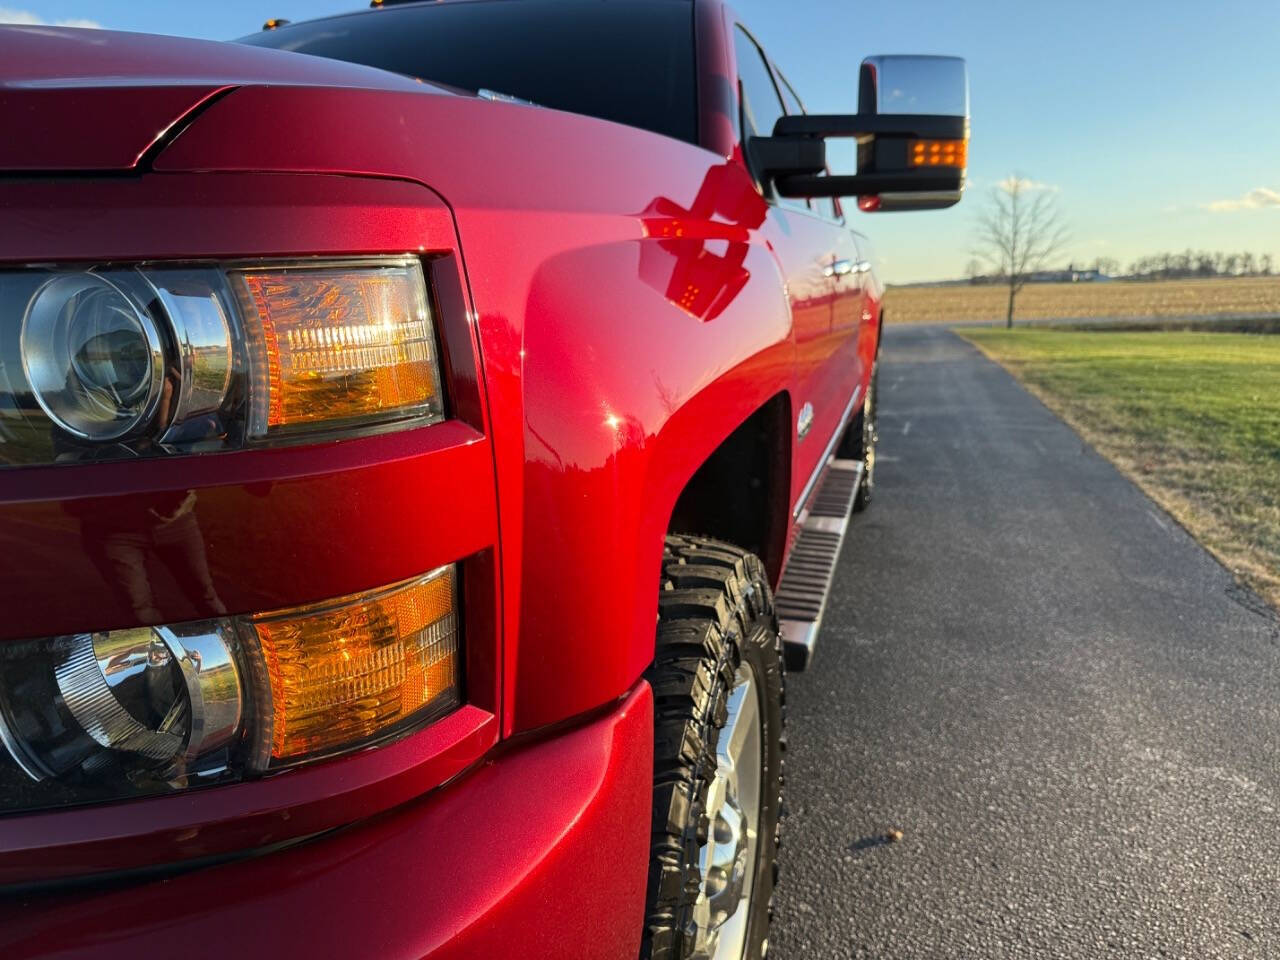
{"left": 247, "top": 565, "right": 460, "bottom": 766}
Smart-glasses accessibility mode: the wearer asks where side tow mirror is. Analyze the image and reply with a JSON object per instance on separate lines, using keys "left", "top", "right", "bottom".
{"left": 750, "top": 55, "right": 970, "bottom": 212}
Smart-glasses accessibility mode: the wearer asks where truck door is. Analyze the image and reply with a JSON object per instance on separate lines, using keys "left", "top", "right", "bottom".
{"left": 733, "top": 26, "right": 866, "bottom": 511}
{"left": 776, "top": 68, "right": 869, "bottom": 448}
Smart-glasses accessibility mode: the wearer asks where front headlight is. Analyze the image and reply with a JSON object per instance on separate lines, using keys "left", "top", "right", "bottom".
{"left": 0, "top": 257, "right": 445, "bottom": 467}
{"left": 0, "top": 566, "right": 460, "bottom": 813}
{"left": 21, "top": 273, "right": 167, "bottom": 442}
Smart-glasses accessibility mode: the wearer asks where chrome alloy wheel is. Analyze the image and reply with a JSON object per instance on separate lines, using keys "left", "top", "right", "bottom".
{"left": 691, "top": 659, "right": 763, "bottom": 960}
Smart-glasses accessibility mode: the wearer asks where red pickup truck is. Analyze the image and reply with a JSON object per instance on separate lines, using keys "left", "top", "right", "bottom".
{"left": 0, "top": 2, "right": 966, "bottom": 957}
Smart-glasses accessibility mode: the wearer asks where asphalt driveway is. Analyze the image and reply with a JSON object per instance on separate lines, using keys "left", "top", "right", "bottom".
{"left": 771, "top": 325, "right": 1280, "bottom": 958}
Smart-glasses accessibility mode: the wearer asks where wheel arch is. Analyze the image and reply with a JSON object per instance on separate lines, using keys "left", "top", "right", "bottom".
{"left": 666, "top": 392, "right": 793, "bottom": 585}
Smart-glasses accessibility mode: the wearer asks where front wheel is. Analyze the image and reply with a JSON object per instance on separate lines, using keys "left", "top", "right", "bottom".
{"left": 641, "top": 536, "right": 785, "bottom": 960}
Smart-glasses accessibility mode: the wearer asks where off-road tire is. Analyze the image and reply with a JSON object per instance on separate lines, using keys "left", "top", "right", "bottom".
{"left": 640, "top": 535, "right": 786, "bottom": 960}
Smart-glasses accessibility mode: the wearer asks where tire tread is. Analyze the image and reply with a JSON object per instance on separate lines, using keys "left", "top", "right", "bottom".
{"left": 640, "top": 535, "right": 786, "bottom": 960}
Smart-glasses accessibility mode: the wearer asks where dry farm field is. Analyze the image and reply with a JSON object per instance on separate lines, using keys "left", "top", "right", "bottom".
{"left": 885, "top": 276, "right": 1280, "bottom": 326}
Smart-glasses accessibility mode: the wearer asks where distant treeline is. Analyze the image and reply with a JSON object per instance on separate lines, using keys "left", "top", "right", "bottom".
{"left": 1119, "top": 251, "right": 1274, "bottom": 281}
{"left": 961, "top": 252, "right": 1277, "bottom": 285}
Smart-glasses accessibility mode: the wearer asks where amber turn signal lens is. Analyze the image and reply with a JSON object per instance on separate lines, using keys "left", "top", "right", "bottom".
{"left": 248, "top": 566, "right": 459, "bottom": 765}
{"left": 909, "top": 138, "right": 968, "bottom": 168}
{"left": 234, "top": 260, "right": 443, "bottom": 438}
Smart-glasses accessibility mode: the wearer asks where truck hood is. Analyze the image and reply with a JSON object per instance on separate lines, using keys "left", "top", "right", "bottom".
{"left": 0, "top": 25, "right": 453, "bottom": 172}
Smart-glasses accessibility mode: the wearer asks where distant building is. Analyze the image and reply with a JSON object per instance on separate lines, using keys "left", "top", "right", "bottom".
{"left": 1028, "top": 264, "right": 1113, "bottom": 284}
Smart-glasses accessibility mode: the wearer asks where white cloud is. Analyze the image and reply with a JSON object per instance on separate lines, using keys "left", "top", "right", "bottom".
{"left": 996, "top": 176, "right": 1059, "bottom": 194}
{"left": 1205, "top": 187, "right": 1280, "bottom": 212}
{"left": 0, "top": 7, "right": 101, "bottom": 27}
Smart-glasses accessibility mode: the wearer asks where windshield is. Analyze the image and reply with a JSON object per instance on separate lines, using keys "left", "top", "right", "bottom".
{"left": 240, "top": 0, "right": 698, "bottom": 145}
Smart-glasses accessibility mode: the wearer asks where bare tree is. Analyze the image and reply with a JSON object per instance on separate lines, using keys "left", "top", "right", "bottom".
{"left": 974, "top": 176, "right": 1070, "bottom": 327}
{"left": 1091, "top": 256, "right": 1120, "bottom": 277}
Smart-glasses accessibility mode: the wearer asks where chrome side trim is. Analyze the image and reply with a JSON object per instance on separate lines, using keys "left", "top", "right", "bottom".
{"left": 791, "top": 384, "right": 862, "bottom": 520}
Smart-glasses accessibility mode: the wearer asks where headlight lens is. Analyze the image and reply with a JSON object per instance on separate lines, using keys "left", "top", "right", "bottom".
{"left": 0, "top": 566, "right": 460, "bottom": 813}
{"left": 0, "top": 258, "right": 445, "bottom": 468}
{"left": 21, "top": 273, "right": 165, "bottom": 442}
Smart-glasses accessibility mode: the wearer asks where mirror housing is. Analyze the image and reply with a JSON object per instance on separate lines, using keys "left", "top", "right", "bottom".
{"left": 751, "top": 55, "right": 969, "bottom": 212}
{"left": 859, "top": 55, "right": 968, "bottom": 119}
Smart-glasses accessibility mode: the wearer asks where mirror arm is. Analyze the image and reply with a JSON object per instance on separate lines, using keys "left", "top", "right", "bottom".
{"left": 773, "top": 113, "right": 966, "bottom": 140}
{"left": 746, "top": 135, "right": 827, "bottom": 180}
{"left": 776, "top": 170, "right": 963, "bottom": 199}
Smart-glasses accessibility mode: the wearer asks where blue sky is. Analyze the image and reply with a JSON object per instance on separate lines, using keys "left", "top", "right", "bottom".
{"left": 4, "top": 0, "right": 1278, "bottom": 283}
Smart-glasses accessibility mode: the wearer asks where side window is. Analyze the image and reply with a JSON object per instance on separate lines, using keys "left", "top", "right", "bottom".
{"left": 775, "top": 71, "right": 803, "bottom": 123}
{"left": 733, "top": 27, "right": 785, "bottom": 140}
{"left": 734, "top": 27, "right": 809, "bottom": 212}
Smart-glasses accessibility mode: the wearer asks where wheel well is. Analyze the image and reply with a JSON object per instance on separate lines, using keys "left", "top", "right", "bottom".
{"left": 667, "top": 394, "right": 791, "bottom": 583}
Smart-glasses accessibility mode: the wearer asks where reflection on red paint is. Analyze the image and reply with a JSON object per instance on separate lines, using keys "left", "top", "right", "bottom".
{"left": 638, "top": 163, "right": 767, "bottom": 321}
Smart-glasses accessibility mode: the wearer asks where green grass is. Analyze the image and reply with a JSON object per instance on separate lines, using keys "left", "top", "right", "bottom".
{"left": 959, "top": 329, "right": 1280, "bottom": 609}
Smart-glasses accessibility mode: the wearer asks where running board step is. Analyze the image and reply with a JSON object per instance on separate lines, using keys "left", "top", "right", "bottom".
{"left": 776, "top": 457, "right": 864, "bottom": 671}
